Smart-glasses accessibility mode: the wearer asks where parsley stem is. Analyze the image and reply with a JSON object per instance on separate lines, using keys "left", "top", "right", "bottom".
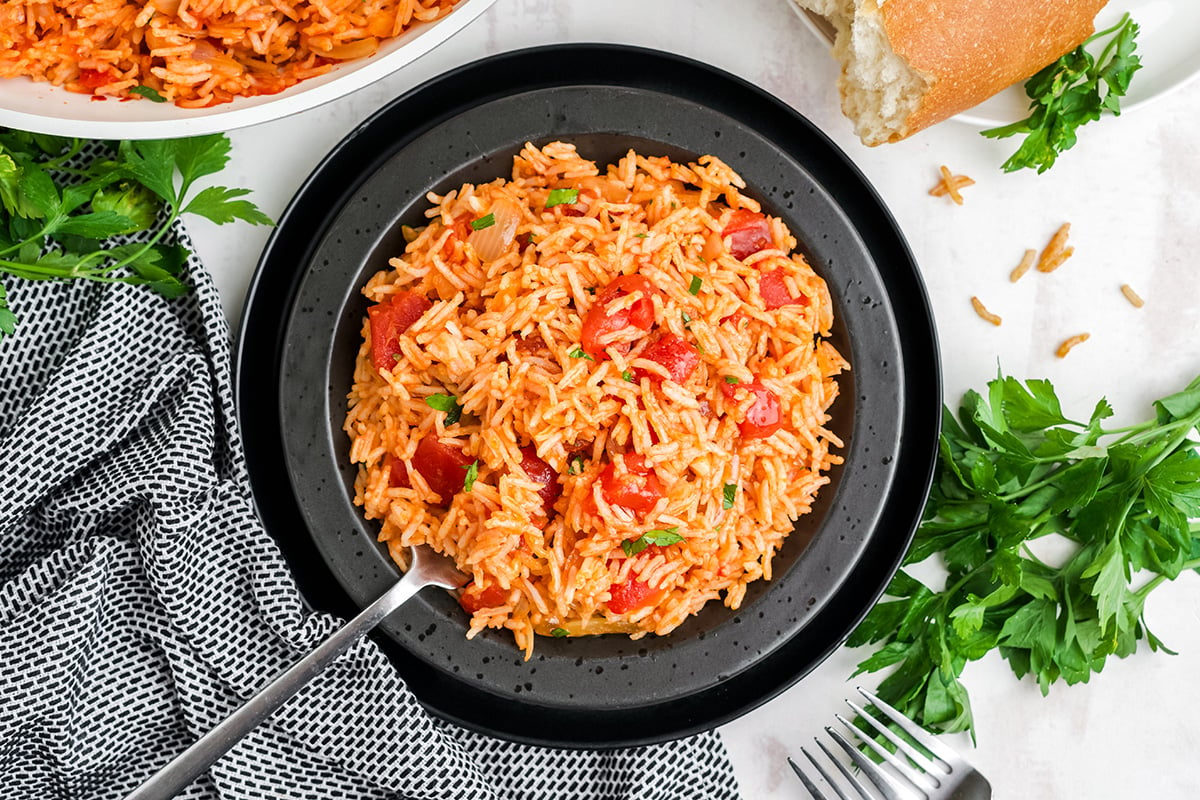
{"left": 41, "top": 137, "right": 85, "bottom": 170}
{"left": 1134, "top": 556, "right": 1200, "bottom": 600}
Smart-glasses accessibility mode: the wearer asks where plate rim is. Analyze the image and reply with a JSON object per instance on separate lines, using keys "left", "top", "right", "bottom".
{"left": 235, "top": 42, "right": 942, "bottom": 747}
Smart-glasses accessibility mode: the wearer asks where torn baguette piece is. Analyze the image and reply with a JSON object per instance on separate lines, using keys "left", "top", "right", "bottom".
{"left": 796, "top": 0, "right": 1110, "bottom": 145}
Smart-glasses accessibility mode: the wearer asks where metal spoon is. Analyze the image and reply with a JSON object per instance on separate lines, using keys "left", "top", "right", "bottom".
{"left": 124, "top": 544, "right": 468, "bottom": 800}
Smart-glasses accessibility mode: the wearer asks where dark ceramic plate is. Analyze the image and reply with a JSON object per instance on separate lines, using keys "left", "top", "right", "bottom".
{"left": 235, "top": 44, "right": 940, "bottom": 748}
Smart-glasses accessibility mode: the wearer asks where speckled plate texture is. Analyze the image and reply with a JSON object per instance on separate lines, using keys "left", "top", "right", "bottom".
{"left": 235, "top": 44, "right": 941, "bottom": 748}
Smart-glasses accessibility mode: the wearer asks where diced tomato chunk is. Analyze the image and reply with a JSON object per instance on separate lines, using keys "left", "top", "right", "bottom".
{"left": 758, "top": 268, "right": 808, "bottom": 310}
{"left": 606, "top": 576, "right": 661, "bottom": 614}
{"left": 411, "top": 435, "right": 474, "bottom": 503}
{"left": 580, "top": 274, "right": 657, "bottom": 360}
{"left": 368, "top": 291, "right": 433, "bottom": 372}
{"left": 78, "top": 68, "right": 111, "bottom": 90}
{"left": 459, "top": 582, "right": 509, "bottom": 614}
{"left": 598, "top": 452, "right": 664, "bottom": 514}
{"left": 720, "top": 309, "right": 748, "bottom": 329}
{"left": 722, "top": 209, "right": 773, "bottom": 260}
{"left": 519, "top": 445, "right": 561, "bottom": 515}
{"left": 635, "top": 333, "right": 700, "bottom": 385}
{"left": 384, "top": 453, "right": 410, "bottom": 488}
{"left": 721, "top": 380, "right": 784, "bottom": 439}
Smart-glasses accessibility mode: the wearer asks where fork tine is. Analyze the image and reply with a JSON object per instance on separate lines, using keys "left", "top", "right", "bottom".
{"left": 788, "top": 751, "right": 850, "bottom": 800}
{"left": 845, "top": 700, "right": 944, "bottom": 777}
{"left": 857, "top": 687, "right": 963, "bottom": 767}
{"left": 812, "top": 738, "right": 874, "bottom": 800}
{"left": 835, "top": 712, "right": 939, "bottom": 794}
{"left": 826, "top": 725, "right": 917, "bottom": 800}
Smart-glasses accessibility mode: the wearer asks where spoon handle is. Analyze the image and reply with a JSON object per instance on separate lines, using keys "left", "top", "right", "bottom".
{"left": 125, "top": 545, "right": 464, "bottom": 800}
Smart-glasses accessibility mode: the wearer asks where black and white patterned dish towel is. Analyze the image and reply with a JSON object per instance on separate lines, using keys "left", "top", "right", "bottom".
{"left": 0, "top": 212, "right": 742, "bottom": 799}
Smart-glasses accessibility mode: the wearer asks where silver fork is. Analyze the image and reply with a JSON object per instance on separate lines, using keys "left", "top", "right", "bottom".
{"left": 788, "top": 687, "right": 992, "bottom": 800}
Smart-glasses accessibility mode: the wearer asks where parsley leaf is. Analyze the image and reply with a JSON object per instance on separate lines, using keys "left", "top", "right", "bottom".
{"left": 471, "top": 213, "right": 495, "bottom": 231}
{"left": 462, "top": 460, "right": 479, "bottom": 492}
{"left": 424, "top": 393, "right": 463, "bottom": 425}
{"left": 128, "top": 85, "right": 167, "bottom": 103}
{"left": 0, "top": 131, "right": 270, "bottom": 339}
{"left": 622, "top": 526, "right": 684, "bottom": 556}
{"left": 688, "top": 275, "right": 702, "bottom": 295}
{"left": 546, "top": 188, "right": 579, "bottom": 208}
{"left": 722, "top": 483, "right": 737, "bottom": 510}
{"left": 852, "top": 370, "right": 1200, "bottom": 739}
{"left": 981, "top": 13, "right": 1141, "bottom": 173}
{"left": 568, "top": 346, "right": 594, "bottom": 361}
{"left": 551, "top": 627, "right": 569, "bottom": 638}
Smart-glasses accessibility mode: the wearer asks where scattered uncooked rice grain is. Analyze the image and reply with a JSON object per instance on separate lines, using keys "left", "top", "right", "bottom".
{"left": 1037, "top": 223, "right": 1074, "bottom": 273}
{"left": 1010, "top": 249, "right": 1037, "bottom": 283}
{"left": 929, "top": 165, "right": 974, "bottom": 205}
{"left": 971, "top": 296, "right": 1002, "bottom": 326}
{"left": 1120, "top": 284, "right": 1145, "bottom": 308}
{"left": 345, "top": 142, "right": 848, "bottom": 658}
{"left": 1056, "top": 332, "right": 1091, "bottom": 358}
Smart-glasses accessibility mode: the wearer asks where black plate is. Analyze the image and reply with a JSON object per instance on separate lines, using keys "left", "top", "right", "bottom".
{"left": 235, "top": 44, "right": 940, "bottom": 748}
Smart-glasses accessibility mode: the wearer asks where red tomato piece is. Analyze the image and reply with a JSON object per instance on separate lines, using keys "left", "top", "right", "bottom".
{"left": 758, "top": 268, "right": 809, "bottom": 310}
{"left": 384, "top": 453, "right": 410, "bottom": 488}
{"left": 606, "top": 576, "right": 661, "bottom": 615}
{"left": 580, "top": 274, "right": 657, "bottom": 360}
{"left": 459, "top": 582, "right": 509, "bottom": 614}
{"left": 741, "top": 382, "right": 784, "bottom": 439}
{"left": 411, "top": 435, "right": 474, "bottom": 503}
{"left": 519, "top": 445, "right": 561, "bottom": 515}
{"left": 722, "top": 209, "right": 773, "bottom": 260}
{"left": 368, "top": 291, "right": 433, "bottom": 372}
{"left": 719, "top": 309, "right": 748, "bottom": 328}
{"left": 598, "top": 453, "right": 664, "bottom": 514}
{"left": 635, "top": 333, "right": 700, "bottom": 384}
{"left": 720, "top": 379, "right": 783, "bottom": 438}
{"left": 78, "top": 69, "right": 111, "bottom": 90}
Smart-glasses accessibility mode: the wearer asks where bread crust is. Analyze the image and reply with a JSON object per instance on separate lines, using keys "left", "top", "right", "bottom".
{"left": 882, "top": 0, "right": 1110, "bottom": 141}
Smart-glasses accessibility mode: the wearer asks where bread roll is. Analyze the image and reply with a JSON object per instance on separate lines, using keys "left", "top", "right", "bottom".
{"left": 796, "top": 0, "right": 1110, "bottom": 145}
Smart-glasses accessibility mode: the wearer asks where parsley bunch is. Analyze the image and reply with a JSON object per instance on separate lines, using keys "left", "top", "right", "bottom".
{"left": 0, "top": 130, "right": 271, "bottom": 338}
{"left": 982, "top": 13, "right": 1141, "bottom": 174}
{"left": 851, "top": 372, "right": 1200, "bottom": 737}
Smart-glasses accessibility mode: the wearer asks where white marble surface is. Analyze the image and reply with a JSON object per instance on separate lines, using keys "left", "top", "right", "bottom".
{"left": 185, "top": 1, "right": 1200, "bottom": 797}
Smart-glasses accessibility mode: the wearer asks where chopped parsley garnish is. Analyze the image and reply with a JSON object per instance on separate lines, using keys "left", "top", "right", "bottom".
{"left": 688, "top": 275, "right": 702, "bottom": 295}
{"left": 129, "top": 85, "right": 167, "bottom": 103}
{"left": 568, "top": 346, "right": 595, "bottom": 361}
{"left": 546, "top": 188, "right": 579, "bottom": 208}
{"left": 622, "top": 526, "right": 684, "bottom": 557}
{"left": 462, "top": 460, "right": 479, "bottom": 492}
{"left": 568, "top": 455, "right": 585, "bottom": 475}
{"left": 424, "top": 393, "right": 462, "bottom": 424}
{"left": 724, "top": 376, "right": 739, "bottom": 384}
{"left": 722, "top": 483, "right": 737, "bottom": 510}
{"left": 470, "top": 213, "right": 495, "bottom": 230}
{"left": 551, "top": 627, "right": 569, "bottom": 638}
{"left": 622, "top": 370, "right": 635, "bottom": 382}
{"left": 681, "top": 311, "right": 692, "bottom": 328}
{"left": 634, "top": 232, "right": 648, "bottom": 239}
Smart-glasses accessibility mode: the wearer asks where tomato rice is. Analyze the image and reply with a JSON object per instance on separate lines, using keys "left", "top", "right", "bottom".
{"left": 344, "top": 142, "right": 848, "bottom": 658}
